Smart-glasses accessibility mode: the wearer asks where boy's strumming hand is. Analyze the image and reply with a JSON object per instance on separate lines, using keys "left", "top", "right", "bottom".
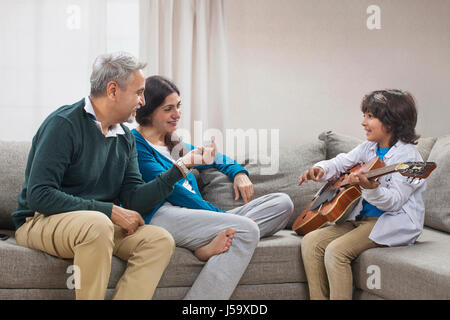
{"left": 298, "top": 167, "right": 324, "bottom": 186}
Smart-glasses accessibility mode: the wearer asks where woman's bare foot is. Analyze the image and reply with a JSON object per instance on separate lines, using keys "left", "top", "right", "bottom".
{"left": 194, "top": 228, "right": 237, "bottom": 261}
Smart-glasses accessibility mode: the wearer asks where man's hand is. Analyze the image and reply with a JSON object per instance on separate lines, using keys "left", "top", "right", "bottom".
{"left": 110, "top": 205, "right": 145, "bottom": 236}
{"left": 347, "top": 172, "right": 380, "bottom": 189}
{"left": 298, "top": 167, "right": 325, "bottom": 186}
{"left": 233, "top": 172, "right": 254, "bottom": 204}
{"left": 181, "top": 137, "right": 217, "bottom": 168}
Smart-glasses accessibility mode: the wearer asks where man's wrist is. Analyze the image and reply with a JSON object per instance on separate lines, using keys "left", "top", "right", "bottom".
{"left": 175, "top": 158, "right": 191, "bottom": 177}
{"left": 110, "top": 205, "right": 121, "bottom": 222}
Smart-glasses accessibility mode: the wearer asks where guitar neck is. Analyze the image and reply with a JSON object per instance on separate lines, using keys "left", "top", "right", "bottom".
{"left": 340, "top": 164, "right": 398, "bottom": 187}
{"left": 364, "top": 164, "right": 398, "bottom": 179}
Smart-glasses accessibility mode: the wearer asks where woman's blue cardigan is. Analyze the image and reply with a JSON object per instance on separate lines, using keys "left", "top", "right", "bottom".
{"left": 132, "top": 129, "right": 248, "bottom": 223}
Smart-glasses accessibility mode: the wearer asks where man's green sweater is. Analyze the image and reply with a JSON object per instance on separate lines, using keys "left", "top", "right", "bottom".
{"left": 12, "top": 98, "right": 183, "bottom": 229}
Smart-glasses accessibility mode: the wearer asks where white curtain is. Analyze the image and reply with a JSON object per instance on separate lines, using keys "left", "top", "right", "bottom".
{"left": 139, "top": 0, "right": 229, "bottom": 145}
{"left": 0, "top": 0, "right": 140, "bottom": 141}
{"left": 0, "top": 0, "right": 107, "bottom": 141}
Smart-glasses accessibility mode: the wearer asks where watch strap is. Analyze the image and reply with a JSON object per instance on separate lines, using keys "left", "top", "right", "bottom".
{"left": 175, "top": 158, "right": 191, "bottom": 178}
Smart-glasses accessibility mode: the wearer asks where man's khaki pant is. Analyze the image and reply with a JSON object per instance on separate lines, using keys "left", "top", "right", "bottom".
{"left": 15, "top": 211, "right": 175, "bottom": 300}
{"left": 301, "top": 217, "right": 380, "bottom": 300}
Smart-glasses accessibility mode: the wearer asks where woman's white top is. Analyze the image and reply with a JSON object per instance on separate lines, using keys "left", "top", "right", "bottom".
{"left": 146, "top": 140, "right": 196, "bottom": 194}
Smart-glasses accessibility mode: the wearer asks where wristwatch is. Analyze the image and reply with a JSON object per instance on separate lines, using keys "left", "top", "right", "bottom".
{"left": 175, "top": 158, "right": 191, "bottom": 178}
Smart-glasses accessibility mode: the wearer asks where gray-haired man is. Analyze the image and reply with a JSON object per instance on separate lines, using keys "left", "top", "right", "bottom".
{"left": 12, "top": 52, "right": 210, "bottom": 299}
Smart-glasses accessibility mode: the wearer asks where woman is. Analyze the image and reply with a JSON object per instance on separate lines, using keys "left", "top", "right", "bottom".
{"left": 132, "top": 75, "right": 294, "bottom": 300}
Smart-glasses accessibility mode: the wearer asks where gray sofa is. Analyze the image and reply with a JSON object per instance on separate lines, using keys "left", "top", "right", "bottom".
{"left": 0, "top": 131, "right": 449, "bottom": 300}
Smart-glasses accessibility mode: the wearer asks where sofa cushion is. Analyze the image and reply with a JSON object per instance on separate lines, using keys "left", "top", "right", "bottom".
{"left": 199, "top": 141, "right": 326, "bottom": 228}
{"left": 0, "top": 229, "right": 306, "bottom": 290}
{"left": 0, "top": 141, "right": 31, "bottom": 230}
{"left": 319, "top": 131, "right": 363, "bottom": 160}
{"left": 416, "top": 136, "right": 438, "bottom": 162}
{"left": 423, "top": 135, "right": 450, "bottom": 233}
{"left": 352, "top": 227, "right": 450, "bottom": 299}
{"left": 197, "top": 168, "right": 242, "bottom": 211}
{"left": 319, "top": 131, "right": 437, "bottom": 162}
{"left": 158, "top": 229, "right": 306, "bottom": 288}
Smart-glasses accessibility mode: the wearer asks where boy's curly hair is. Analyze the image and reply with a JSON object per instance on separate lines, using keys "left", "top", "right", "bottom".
{"left": 361, "top": 89, "right": 420, "bottom": 146}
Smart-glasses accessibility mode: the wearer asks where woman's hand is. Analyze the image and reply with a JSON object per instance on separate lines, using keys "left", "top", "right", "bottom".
{"left": 298, "top": 167, "right": 324, "bottom": 186}
{"left": 233, "top": 172, "right": 254, "bottom": 204}
{"left": 347, "top": 172, "right": 380, "bottom": 189}
{"left": 202, "top": 136, "right": 217, "bottom": 165}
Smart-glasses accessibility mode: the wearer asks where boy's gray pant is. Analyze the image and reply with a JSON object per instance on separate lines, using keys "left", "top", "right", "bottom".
{"left": 149, "top": 192, "right": 294, "bottom": 300}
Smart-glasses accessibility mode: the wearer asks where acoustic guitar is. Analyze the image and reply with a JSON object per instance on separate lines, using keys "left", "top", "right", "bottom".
{"left": 292, "top": 157, "right": 437, "bottom": 236}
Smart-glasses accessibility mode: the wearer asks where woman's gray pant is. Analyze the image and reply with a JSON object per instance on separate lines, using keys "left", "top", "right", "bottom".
{"left": 149, "top": 192, "right": 294, "bottom": 300}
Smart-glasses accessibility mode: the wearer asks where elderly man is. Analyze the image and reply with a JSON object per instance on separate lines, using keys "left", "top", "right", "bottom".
{"left": 12, "top": 52, "right": 209, "bottom": 300}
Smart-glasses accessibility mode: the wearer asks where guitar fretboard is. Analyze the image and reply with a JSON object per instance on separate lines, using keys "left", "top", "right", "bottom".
{"left": 340, "top": 164, "right": 398, "bottom": 187}
{"left": 364, "top": 164, "right": 398, "bottom": 179}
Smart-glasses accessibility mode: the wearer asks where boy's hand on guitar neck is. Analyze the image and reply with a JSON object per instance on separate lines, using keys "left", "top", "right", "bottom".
{"left": 347, "top": 172, "right": 381, "bottom": 189}
{"left": 298, "top": 167, "right": 325, "bottom": 186}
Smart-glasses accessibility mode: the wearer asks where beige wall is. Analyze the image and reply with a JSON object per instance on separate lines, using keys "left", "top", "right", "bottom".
{"left": 224, "top": 0, "right": 450, "bottom": 147}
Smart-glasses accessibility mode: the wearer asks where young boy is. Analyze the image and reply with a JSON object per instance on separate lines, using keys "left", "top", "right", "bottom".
{"left": 298, "top": 89, "right": 426, "bottom": 300}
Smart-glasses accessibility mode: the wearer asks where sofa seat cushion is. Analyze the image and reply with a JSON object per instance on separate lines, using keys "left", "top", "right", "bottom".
{"left": 199, "top": 141, "right": 326, "bottom": 229}
{"left": 0, "top": 229, "right": 306, "bottom": 289}
{"left": 0, "top": 231, "right": 83, "bottom": 289}
{"left": 157, "top": 230, "right": 306, "bottom": 288}
{"left": 352, "top": 227, "right": 450, "bottom": 300}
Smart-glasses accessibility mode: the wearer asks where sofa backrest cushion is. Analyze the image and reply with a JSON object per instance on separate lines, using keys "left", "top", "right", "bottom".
{"left": 0, "top": 141, "right": 31, "bottom": 230}
{"left": 319, "top": 131, "right": 363, "bottom": 160}
{"left": 319, "top": 130, "right": 437, "bottom": 162}
{"left": 423, "top": 135, "right": 450, "bottom": 233}
{"left": 199, "top": 141, "right": 326, "bottom": 229}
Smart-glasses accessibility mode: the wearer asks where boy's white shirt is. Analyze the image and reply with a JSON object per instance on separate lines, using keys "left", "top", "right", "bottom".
{"left": 314, "top": 140, "right": 426, "bottom": 247}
